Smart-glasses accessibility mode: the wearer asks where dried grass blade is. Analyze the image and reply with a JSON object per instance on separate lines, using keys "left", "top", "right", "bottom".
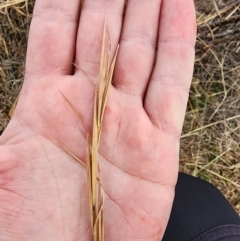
{"left": 0, "top": 0, "right": 26, "bottom": 9}
{"left": 91, "top": 89, "right": 99, "bottom": 230}
{"left": 9, "top": 93, "right": 20, "bottom": 118}
{"left": 94, "top": 189, "right": 104, "bottom": 228}
{"left": 100, "top": 45, "right": 119, "bottom": 123}
{"left": 59, "top": 142, "right": 86, "bottom": 168}
{"left": 72, "top": 63, "right": 96, "bottom": 86}
{"left": 60, "top": 91, "right": 88, "bottom": 132}
{"left": 89, "top": 21, "right": 118, "bottom": 241}
{"left": 60, "top": 21, "right": 118, "bottom": 241}
{"left": 98, "top": 21, "right": 107, "bottom": 128}
{"left": 86, "top": 135, "right": 94, "bottom": 231}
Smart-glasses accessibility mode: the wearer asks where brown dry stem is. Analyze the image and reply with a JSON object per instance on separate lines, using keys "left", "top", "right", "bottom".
{"left": 61, "top": 22, "right": 118, "bottom": 241}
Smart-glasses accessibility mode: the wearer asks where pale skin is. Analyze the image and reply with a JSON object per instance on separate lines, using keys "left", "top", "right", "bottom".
{"left": 0, "top": 0, "right": 196, "bottom": 240}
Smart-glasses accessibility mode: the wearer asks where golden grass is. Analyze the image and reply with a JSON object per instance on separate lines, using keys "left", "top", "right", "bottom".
{"left": 8, "top": 93, "right": 19, "bottom": 117}
{"left": 86, "top": 24, "right": 118, "bottom": 240}
{"left": 0, "top": 0, "right": 26, "bottom": 10}
{"left": 61, "top": 23, "right": 119, "bottom": 241}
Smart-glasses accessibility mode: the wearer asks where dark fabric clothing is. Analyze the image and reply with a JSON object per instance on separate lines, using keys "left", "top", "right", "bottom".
{"left": 193, "top": 225, "right": 240, "bottom": 241}
{"left": 162, "top": 173, "right": 240, "bottom": 241}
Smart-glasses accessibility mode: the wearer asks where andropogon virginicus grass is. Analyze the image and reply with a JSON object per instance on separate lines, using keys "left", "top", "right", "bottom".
{"left": 61, "top": 22, "right": 119, "bottom": 241}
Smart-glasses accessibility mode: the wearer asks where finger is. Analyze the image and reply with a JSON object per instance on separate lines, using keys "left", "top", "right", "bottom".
{"left": 75, "top": 0, "right": 125, "bottom": 79}
{"left": 144, "top": 0, "right": 196, "bottom": 136}
{"left": 113, "top": 0, "right": 162, "bottom": 97}
{"left": 25, "top": 0, "right": 81, "bottom": 75}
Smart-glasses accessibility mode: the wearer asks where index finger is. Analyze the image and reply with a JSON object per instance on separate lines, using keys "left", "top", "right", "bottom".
{"left": 25, "top": 0, "right": 81, "bottom": 76}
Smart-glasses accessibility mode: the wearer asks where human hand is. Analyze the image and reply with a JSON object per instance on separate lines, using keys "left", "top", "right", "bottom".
{"left": 0, "top": 0, "right": 196, "bottom": 240}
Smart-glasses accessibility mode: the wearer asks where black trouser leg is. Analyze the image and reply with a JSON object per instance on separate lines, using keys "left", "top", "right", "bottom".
{"left": 162, "top": 173, "right": 240, "bottom": 241}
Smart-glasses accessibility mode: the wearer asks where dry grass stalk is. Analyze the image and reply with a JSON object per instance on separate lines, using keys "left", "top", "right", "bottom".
{"left": 181, "top": 0, "right": 240, "bottom": 213}
{"left": 8, "top": 93, "right": 19, "bottom": 117}
{"left": 87, "top": 23, "right": 118, "bottom": 240}
{"left": 0, "top": 0, "right": 26, "bottom": 10}
{"left": 61, "top": 23, "right": 118, "bottom": 241}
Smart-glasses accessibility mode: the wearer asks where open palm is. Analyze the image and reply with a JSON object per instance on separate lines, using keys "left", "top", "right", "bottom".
{"left": 0, "top": 0, "right": 196, "bottom": 240}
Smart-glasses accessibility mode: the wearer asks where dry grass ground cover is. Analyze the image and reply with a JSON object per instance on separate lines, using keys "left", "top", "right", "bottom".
{"left": 0, "top": 0, "right": 239, "bottom": 214}
{"left": 181, "top": 0, "right": 240, "bottom": 214}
